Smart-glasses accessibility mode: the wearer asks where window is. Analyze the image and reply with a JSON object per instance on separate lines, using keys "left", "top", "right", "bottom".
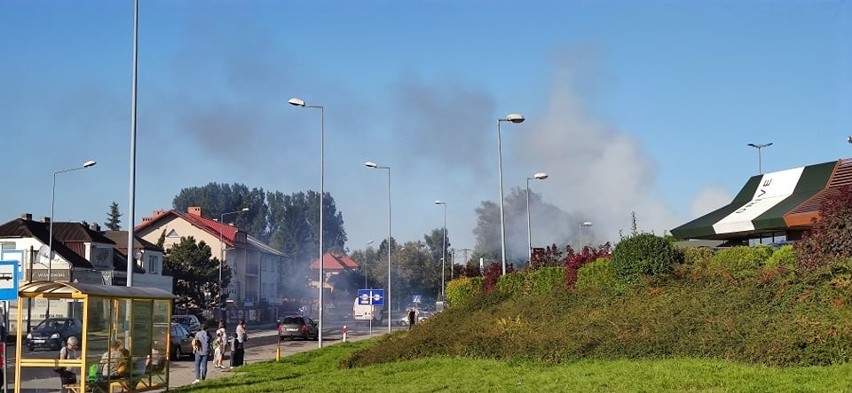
{"left": 0, "top": 242, "right": 15, "bottom": 250}
{"left": 166, "top": 229, "right": 179, "bottom": 238}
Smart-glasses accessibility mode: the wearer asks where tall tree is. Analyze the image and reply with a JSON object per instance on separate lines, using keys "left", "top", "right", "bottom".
{"left": 394, "top": 241, "right": 440, "bottom": 306}
{"left": 267, "top": 190, "right": 347, "bottom": 265}
{"left": 173, "top": 183, "right": 269, "bottom": 241}
{"left": 104, "top": 202, "right": 122, "bottom": 230}
{"left": 164, "top": 236, "right": 231, "bottom": 312}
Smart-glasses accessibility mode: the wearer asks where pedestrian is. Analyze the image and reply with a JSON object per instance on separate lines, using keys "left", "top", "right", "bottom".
{"left": 192, "top": 323, "right": 211, "bottom": 384}
{"left": 213, "top": 322, "right": 227, "bottom": 368}
{"left": 407, "top": 309, "right": 416, "bottom": 330}
{"left": 56, "top": 336, "right": 79, "bottom": 393}
{"left": 229, "top": 331, "right": 243, "bottom": 368}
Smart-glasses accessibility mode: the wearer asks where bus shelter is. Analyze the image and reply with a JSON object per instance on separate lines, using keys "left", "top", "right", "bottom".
{"left": 14, "top": 281, "right": 176, "bottom": 392}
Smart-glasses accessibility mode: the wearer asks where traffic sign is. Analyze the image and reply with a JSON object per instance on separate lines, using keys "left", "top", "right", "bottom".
{"left": 0, "top": 261, "right": 17, "bottom": 301}
{"left": 357, "top": 289, "right": 384, "bottom": 305}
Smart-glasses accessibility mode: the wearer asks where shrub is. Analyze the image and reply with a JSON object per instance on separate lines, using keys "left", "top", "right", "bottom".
{"left": 709, "top": 246, "right": 773, "bottom": 278}
{"left": 527, "top": 267, "right": 565, "bottom": 295}
{"left": 795, "top": 185, "right": 852, "bottom": 272}
{"left": 576, "top": 257, "right": 623, "bottom": 294}
{"left": 563, "top": 243, "right": 612, "bottom": 290}
{"left": 611, "top": 233, "right": 682, "bottom": 282}
{"left": 765, "top": 245, "right": 796, "bottom": 271}
{"left": 682, "top": 246, "right": 715, "bottom": 267}
{"left": 445, "top": 276, "right": 483, "bottom": 308}
{"left": 496, "top": 271, "right": 527, "bottom": 298}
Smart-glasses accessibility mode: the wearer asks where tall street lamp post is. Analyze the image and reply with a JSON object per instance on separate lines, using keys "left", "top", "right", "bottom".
{"left": 365, "top": 161, "right": 392, "bottom": 333}
{"left": 127, "top": 0, "right": 139, "bottom": 288}
{"left": 218, "top": 207, "right": 249, "bottom": 324}
{"left": 579, "top": 221, "right": 593, "bottom": 246}
{"left": 525, "top": 172, "right": 548, "bottom": 262}
{"left": 288, "top": 97, "right": 325, "bottom": 348}
{"left": 434, "top": 200, "right": 447, "bottom": 300}
{"left": 747, "top": 142, "right": 773, "bottom": 174}
{"left": 497, "top": 113, "right": 525, "bottom": 275}
{"left": 364, "top": 240, "right": 373, "bottom": 288}
{"left": 47, "top": 160, "right": 96, "bottom": 317}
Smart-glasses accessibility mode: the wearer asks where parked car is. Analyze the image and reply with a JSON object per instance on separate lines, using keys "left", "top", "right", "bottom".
{"left": 169, "top": 323, "right": 193, "bottom": 360}
{"left": 171, "top": 314, "right": 202, "bottom": 335}
{"left": 25, "top": 318, "right": 82, "bottom": 351}
{"left": 278, "top": 315, "right": 318, "bottom": 340}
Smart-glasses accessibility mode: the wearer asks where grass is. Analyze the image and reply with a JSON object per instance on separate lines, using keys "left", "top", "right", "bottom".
{"left": 177, "top": 339, "right": 852, "bottom": 392}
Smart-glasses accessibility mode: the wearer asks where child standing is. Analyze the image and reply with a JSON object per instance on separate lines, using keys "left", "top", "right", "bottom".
{"left": 213, "top": 322, "right": 226, "bottom": 368}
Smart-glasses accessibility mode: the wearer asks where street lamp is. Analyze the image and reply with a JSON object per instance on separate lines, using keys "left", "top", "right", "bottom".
{"left": 218, "top": 207, "right": 249, "bottom": 324}
{"left": 747, "top": 143, "right": 773, "bottom": 174}
{"left": 289, "top": 96, "right": 325, "bottom": 348}
{"left": 525, "top": 172, "right": 548, "bottom": 262}
{"left": 365, "top": 160, "right": 392, "bottom": 333}
{"left": 47, "top": 160, "right": 96, "bottom": 317}
{"left": 497, "top": 113, "right": 525, "bottom": 275}
{"left": 434, "top": 200, "right": 447, "bottom": 300}
{"left": 579, "top": 221, "right": 593, "bottom": 246}
{"left": 364, "top": 240, "right": 373, "bottom": 288}
{"left": 127, "top": 0, "right": 139, "bottom": 288}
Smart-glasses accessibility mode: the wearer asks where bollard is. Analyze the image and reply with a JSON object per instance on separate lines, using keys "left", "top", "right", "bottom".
{"left": 342, "top": 325, "right": 348, "bottom": 342}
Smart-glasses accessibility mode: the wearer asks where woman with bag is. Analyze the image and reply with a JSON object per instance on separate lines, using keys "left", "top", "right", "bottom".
{"left": 56, "top": 336, "right": 79, "bottom": 393}
{"left": 213, "top": 322, "right": 226, "bottom": 368}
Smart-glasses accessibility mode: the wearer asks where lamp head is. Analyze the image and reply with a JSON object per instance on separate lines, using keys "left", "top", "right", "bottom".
{"left": 434, "top": 200, "right": 445, "bottom": 205}
{"left": 240, "top": 207, "right": 250, "bottom": 212}
{"left": 504, "top": 113, "right": 525, "bottom": 123}
{"left": 582, "top": 221, "right": 593, "bottom": 227}
{"left": 82, "top": 160, "right": 97, "bottom": 168}
{"left": 288, "top": 98, "right": 306, "bottom": 107}
{"left": 848, "top": 136, "right": 852, "bottom": 144}
{"left": 365, "top": 161, "right": 378, "bottom": 168}
{"left": 533, "top": 172, "right": 549, "bottom": 180}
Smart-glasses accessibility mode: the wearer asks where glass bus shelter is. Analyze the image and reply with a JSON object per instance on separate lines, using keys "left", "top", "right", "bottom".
{"left": 14, "top": 281, "right": 176, "bottom": 392}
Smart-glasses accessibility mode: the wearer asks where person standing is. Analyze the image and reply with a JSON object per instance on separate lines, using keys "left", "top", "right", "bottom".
{"left": 56, "top": 336, "right": 79, "bottom": 393}
{"left": 231, "top": 319, "right": 247, "bottom": 367}
{"left": 407, "top": 309, "right": 416, "bottom": 330}
{"left": 192, "top": 323, "right": 211, "bottom": 384}
{"left": 213, "top": 322, "right": 226, "bottom": 368}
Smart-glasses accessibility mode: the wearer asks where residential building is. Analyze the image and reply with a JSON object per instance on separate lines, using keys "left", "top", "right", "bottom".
{"left": 0, "top": 213, "right": 169, "bottom": 332}
{"left": 134, "top": 207, "right": 285, "bottom": 323}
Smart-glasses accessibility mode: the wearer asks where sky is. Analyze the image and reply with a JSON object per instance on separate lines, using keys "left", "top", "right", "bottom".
{"left": 1, "top": 0, "right": 851, "bottom": 263}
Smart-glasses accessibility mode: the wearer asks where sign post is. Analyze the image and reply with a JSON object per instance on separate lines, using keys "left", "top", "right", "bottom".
{"left": 357, "top": 289, "right": 384, "bottom": 337}
{"left": 0, "top": 260, "right": 20, "bottom": 393}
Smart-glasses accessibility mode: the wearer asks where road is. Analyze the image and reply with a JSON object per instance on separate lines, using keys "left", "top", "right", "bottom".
{"left": 6, "top": 317, "right": 402, "bottom": 392}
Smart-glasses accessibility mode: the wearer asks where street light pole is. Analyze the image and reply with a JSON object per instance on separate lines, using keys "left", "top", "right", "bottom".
{"left": 747, "top": 142, "right": 773, "bottom": 174}
{"left": 365, "top": 240, "right": 373, "bottom": 288}
{"left": 288, "top": 97, "right": 325, "bottom": 348}
{"left": 497, "top": 113, "right": 525, "bottom": 275}
{"left": 525, "top": 172, "right": 548, "bottom": 263}
{"left": 579, "top": 221, "right": 593, "bottom": 247}
{"left": 218, "top": 207, "right": 249, "bottom": 324}
{"left": 47, "top": 160, "right": 96, "bottom": 318}
{"left": 434, "top": 200, "right": 447, "bottom": 300}
{"left": 365, "top": 161, "right": 391, "bottom": 333}
{"left": 127, "top": 0, "right": 139, "bottom": 288}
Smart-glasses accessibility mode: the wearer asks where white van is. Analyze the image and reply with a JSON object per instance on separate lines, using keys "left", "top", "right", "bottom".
{"left": 352, "top": 298, "right": 383, "bottom": 322}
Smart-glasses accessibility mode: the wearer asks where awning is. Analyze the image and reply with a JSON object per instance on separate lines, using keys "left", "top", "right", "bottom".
{"left": 671, "top": 159, "right": 845, "bottom": 240}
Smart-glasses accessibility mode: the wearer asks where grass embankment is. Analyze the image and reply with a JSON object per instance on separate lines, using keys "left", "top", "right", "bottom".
{"left": 178, "top": 340, "right": 852, "bottom": 392}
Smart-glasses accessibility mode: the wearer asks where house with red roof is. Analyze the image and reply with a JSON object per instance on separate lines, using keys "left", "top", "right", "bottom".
{"left": 134, "top": 207, "right": 284, "bottom": 323}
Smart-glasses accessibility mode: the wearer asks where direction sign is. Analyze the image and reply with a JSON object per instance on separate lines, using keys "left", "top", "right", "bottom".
{"left": 357, "top": 289, "right": 384, "bottom": 306}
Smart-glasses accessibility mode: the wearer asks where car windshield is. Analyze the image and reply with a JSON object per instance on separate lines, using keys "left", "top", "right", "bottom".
{"left": 36, "top": 319, "right": 71, "bottom": 330}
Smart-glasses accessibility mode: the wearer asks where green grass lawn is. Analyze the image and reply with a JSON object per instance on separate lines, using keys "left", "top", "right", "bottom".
{"left": 177, "top": 340, "right": 852, "bottom": 392}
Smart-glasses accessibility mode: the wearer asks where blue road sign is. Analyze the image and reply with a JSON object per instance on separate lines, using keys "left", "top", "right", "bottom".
{"left": 0, "top": 261, "right": 18, "bottom": 301}
{"left": 357, "top": 289, "right": 385, "bottom": 306}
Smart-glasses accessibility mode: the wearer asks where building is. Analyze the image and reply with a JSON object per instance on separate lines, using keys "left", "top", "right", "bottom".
{"left": 671, "top": 158, "right": 852, "bottom": 246}
{"left": 134, "top": 207, "right": 285, "bottom": 323}
{"left": 0, "top": 214, "right": 170, "bottom": 332}
{"left": 308, "top": 252, "right": 359, "bottom": 313}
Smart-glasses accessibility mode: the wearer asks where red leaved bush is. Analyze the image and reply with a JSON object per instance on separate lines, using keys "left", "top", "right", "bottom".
{"left": 483, "top": 262, "right": 512, "bottom": 293}
{"left": 563, "top": 243, "right": 612, "bottom": 289}
{"left": 794, "top": 185, "right": 852, "bottom": 272}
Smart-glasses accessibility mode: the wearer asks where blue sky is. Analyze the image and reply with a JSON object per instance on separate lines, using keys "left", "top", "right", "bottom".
{"left": 1, "top": 0, "right": 850, "bottom": 261}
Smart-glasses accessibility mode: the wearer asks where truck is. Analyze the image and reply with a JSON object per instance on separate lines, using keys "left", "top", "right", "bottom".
{"left": 352, "top": 298, "right": 384, "bottom": 322}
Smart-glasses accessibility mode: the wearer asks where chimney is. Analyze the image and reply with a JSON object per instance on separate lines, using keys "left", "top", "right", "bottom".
{"left": 42, "top": 217, "right": 51, "bottom": 224}
{"left": 21, "top": 213, "right": 32, "bottom": 221}
{"left": 188, "top": 207, "right": 203, "bottom": 217}
{"left": 90, "top": 223, "right": 100, "bottom": 232}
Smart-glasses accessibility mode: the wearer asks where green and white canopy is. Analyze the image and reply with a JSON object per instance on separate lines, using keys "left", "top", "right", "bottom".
{"left": 671, "top": 159, "right": 851, "bottom": 240}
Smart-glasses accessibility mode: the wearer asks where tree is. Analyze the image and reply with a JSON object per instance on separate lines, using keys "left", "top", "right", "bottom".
{"left": 164, "top": 236, "right": 231, "bottom": 312}
{"left": 173, "top": 183, "right": 269, "bottom": 242}
{"left": 267, "top": 190, "right": 347, "bottom": 267}
{"left": 104, "top": 202, "right": 122, "bottom": 230}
